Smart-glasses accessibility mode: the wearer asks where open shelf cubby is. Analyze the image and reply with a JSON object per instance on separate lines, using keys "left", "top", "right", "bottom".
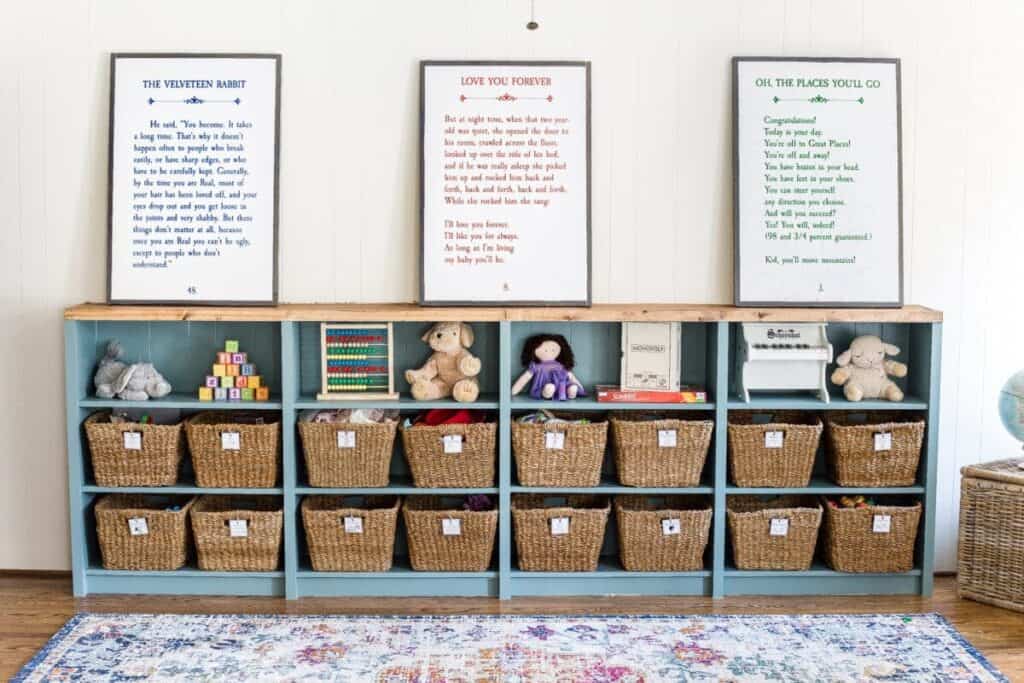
{"left": 64, "top": 303, "right": 941, "bottom": 599}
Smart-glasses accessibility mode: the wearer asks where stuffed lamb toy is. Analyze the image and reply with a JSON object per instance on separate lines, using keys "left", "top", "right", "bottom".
{"left": 94, "top": 340, "right": 172, "bottom": 400}
{"left": 830, "top": 335, "right": 907, "bottom": 402}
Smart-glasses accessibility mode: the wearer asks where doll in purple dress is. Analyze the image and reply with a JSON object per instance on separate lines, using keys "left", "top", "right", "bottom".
{"left": 511, "top": 334, "right": 586, "bottom": 400}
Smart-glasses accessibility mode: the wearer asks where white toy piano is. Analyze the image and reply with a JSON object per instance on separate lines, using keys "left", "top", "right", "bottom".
{"left": 740, "top": 323, "right": 834, "bottom": 403}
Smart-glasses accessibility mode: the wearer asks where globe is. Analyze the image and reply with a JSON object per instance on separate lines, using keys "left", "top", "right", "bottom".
{"left": 998, "top": 369, "right": 1024, "bottom": 445}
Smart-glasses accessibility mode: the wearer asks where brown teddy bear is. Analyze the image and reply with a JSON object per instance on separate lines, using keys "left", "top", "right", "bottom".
{"left": 405, "top": 322, "right": 482, "bottom": 402}
{"left": 830, "top": 335, "right": 908, "bottom": 401}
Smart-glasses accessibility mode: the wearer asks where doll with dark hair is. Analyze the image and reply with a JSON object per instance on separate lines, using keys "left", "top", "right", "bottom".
{"left": 511, "top": 334, "right": 586, "bottom": 400}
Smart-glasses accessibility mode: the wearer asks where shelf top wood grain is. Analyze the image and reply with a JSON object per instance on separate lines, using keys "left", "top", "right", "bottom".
{"left": 64, "top": 302, "right": 943, "bottom": 323}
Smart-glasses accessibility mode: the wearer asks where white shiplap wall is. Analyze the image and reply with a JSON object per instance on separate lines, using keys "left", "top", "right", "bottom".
{"left": 1, "top": 0, "right": 1021, "bottom": 571}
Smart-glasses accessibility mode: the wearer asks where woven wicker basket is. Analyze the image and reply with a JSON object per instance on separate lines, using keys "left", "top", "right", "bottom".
{"left": 302, "top": 496, "right": 399, "bottom": 572}
{"left": 400, "top": 422, "right": 496, "bottom": 488}
{"left": 958, "top": 458, "right": 1024, "bottom": 612}
{"left": 190, "top": 496, "right": 283, "bottom": 571}
{"left": 611, "top": 414, "right": 712, "bottom": 487}
{"left": 822, "top": 500, "right": 921, "bottom": 573}
{"left": 826, "top": 413, "right": 925, "bottom": 487}
{"left": 95, "top": 494, "right": 196, "bottom": 570}
{"left": 299, "top": 421, "right": 397, "bottom": 487}
{"left": 727, "top": 496, "right": 822, "bottom": 570}
{"left": 402, "top": 496, "right": 498, "bottom": 571}
{"left": 615, "top": 495, "right": 711, "bottom": 571}
{"left": 186, "top": 412, "right": 280, "bottom": 488}
{"left": 512, "top": 417, "right": 608, "bottom": 487}
{"left": 728, "top": 412, "right": 822, "bottom": 487}
{"left": 85, "top": 412, "right": 184, "bottom": 486}
{"left": 512, "top": 494, "right": 610, "bottom": 571}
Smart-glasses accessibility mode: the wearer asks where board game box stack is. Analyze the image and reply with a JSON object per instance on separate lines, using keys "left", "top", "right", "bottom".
{"left": 316, "top": 323, "right": 399, "bottom": 401}
{"left": 197, "top": 339, "right": 271, "bottom": 402}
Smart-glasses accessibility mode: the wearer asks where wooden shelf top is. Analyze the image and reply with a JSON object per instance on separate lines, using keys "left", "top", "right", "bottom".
{"left": 64, "top": 302, "right": 942, "bottom": 323}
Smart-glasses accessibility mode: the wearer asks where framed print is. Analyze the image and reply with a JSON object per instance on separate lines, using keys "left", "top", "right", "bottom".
{"left": 733, "top": 57, "right": 903, "bottom": 307}
{"left": 107, "top": 53, "right": 281, "bottom": 305}
{"left": 420, "top": 61, "right": 591, "bottom": 306}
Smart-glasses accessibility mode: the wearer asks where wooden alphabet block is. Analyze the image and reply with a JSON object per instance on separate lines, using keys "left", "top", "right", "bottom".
{"left": 241, "top": 388, "right": 254, "bottom": 401}
{"left": 247, "top": 375, "right": 261, "bottom": 389}
{"left": 255, "top": 386, "right": 270, "bottom": 401}
{"left": 221, "top": 376, "right": 234, "bottom": 389}
{"left": 241, "top": 364, "right": 255, "bottom": 376}
{"left": 205, "top": 376, "right": 218, "bottom": 388}
{"left": 235, "top": 376, "right": 248, "bottom": 388}
{"left": 217, "top": 352, "right": 232, "bottom": 365}
{"left": 225, "top": 340, "right": 239, "bottom": 353}
{"left": 231, "top": 352, "right": 247, "bottom": 364}
{"left": 214, "top": 387, "right": 228, "bottom": 401}
{"left": 228, "top": 388, "right": 241, "bottom": 401}
{"left": 226, "top": 364, "right": 240, "bottom": 377}
{"left": 212, "top": 364, "right": 226, "bottom": 377}
{"left": 198, "top": 387, "right": 213, "bottom": 401}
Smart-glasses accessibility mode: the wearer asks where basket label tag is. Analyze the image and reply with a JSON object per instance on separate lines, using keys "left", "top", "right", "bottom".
{"left": 343, "top": 516, "right": 363, "bottom": 534}
{"left": 228, "top": 519, "right": 248, "bottom": 537}
{"left": 127, "top": 517, "right": 149, "bottom": 536}
{"left": 765, "top": 431, "right": 784, "bottom": 449}
{"left": 545, "top": 431, "right": 566, "bottom": 450}
{"left": 443, "top": 434, "right": 463, "bottom": 454}
{"left": 769, "top": 518, "right": 789, "bottom": 536}
{"left": 662, "top": 518, "right": 681, "bottom": 535}
{"left": 442, "top": 518, "right": 461, "bottom": 536}
{"left": 221, "top": 432, "right": 241, "bottom": 451}
{"left": 658, "top": 429, "right": 678, "bottom": 448}
{"left": 873, "top": 514, "right": 892, "bottom": 533}
{"left": 123, "top": 432, "right": 142, "bottom": 451}
{"left": 874, "top": 432, "right": 893, "bottom": 452}
{"left": 550, "top": 517, "right": 570, "bottom": 535}
{"left": 337, "top": 430, "right": 356, "bottom": 449}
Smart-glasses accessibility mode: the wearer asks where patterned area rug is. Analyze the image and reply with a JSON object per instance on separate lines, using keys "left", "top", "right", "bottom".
{"left": 16, "top": 613, "right": 1004, "bottom": 682}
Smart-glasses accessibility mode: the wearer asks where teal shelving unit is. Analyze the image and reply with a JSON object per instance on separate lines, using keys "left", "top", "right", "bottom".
{"left": 64, "top": 304, "right": 942, "bottom": 600}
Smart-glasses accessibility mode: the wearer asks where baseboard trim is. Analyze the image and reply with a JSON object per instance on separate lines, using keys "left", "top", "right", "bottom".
{"left": 0, "top": 569, "right": 72, "bottom": 579}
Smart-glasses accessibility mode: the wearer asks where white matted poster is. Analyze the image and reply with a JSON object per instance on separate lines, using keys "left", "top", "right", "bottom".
{"left": 734, "top": 57, "right": 902, "bottom": 307}
{"left": 420, "top": 61, "right": 591, "bottom": 306}
{"left": 108, "top": 54, "right": 280, "bottom": 304}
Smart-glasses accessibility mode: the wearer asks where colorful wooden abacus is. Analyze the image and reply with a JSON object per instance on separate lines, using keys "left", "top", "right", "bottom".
{"left": 316, "top": 323, "right": 398, "bottom": 400}
{"left": 198, "top": 340, "right": 271, "bottom": 402}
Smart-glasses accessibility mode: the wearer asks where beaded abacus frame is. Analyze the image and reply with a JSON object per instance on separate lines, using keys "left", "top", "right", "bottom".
{"left": 316, "top": 322, "right": 399, "bottom": 400}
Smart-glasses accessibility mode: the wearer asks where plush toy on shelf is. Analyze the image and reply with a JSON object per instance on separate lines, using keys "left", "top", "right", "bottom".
{"left": 511, "top": 333, "right": 585, "bottom": 401}
{"left": 93, "top": 339, "right": 172, "bottom": 400}
{"left": 830, "top": 335, "right": 908, "bottom": 401}
{"left": 405, "top": 322, "right": 482, "bottom": 402}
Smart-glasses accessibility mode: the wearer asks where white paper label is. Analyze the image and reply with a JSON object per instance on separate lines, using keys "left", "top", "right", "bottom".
{"left": 443, "top": 434, "right": 463, "bottom": 454}
{"left": 662, "top": 518, "right": 681, "bottom": 536}
{"left": 337, "top": 430, "right": 356, "bottom": 449}
{"left": 658, "top": 429, "right": 678, "bottom": 448}
{"left": 550, "top": 517, "right": 570, "bottom": 536}
{"left": 123, "top": 431, "right": 142, "bottom": 450}
{"left": 769, "top": 518, "right": 790, "bottom": 536}
{"left": 442, "top": 518, "right": 461, "bottom": 536}
{"left": 874, "top": 432, "right": 893, "bottom": 452}
{"left": 545, "top": 431, "right": 566, "bottom": 450}
{"left": 221, "top": 432, "right": 241, "bottom": 451}
{"left": 765, "top": 431, "right": 784, "bottom": 449}
{"left": 343, "top": 516, "right": 363, "bottom": 534}
{"left": 228, "top": 519, "right": 248, "bottom": 537}
{"left": 127, "top": 517, "right": 149, "bottom": 536}
{"left": 873, "top": 514, "right": 892, "bottom": 533}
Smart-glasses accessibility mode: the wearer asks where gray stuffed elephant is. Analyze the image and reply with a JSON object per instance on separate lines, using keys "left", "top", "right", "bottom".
{"left": 94, "top": 340, "right": 173, "bottom": 400}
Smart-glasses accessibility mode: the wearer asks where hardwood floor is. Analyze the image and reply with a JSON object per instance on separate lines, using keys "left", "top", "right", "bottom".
{"left": 2, "top": 573, "right": 1021, "bottom": 680}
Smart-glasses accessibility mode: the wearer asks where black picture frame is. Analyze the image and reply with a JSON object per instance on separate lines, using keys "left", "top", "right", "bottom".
{"left": 419, "top": 60, "right": 592, "bottom": 307}
{"left": 733, "top": 56, "right": 903, "bottom": 308}
{"left": 107, "top": 52, "right": 281, "bottom": 306}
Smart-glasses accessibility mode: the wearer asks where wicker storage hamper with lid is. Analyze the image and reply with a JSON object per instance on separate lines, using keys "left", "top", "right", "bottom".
{"left": 728, "top": 411, "right": 822, "bottom": 487}
{"left": 826, "top": 413, "right": 925, "bottom": 487}
{"left": 186, "top": 412, "right": 280, "bottom": 488}
{"left": 95, "top": 494, "right": 196, "bottom": 570}
{"left": 822, "top": 499, "right": 921, "bottom": 572}
{"left": 190, "top": 495, "right": 283, "bottom": 571}
{"left": 727, "top": 496, "right": 822, "bottom": 570}
{"left": 512, "top": 494, "right": 610, "bottom": 571}
{"left": 401, "top": 422, "right": 496, "bottom": 487}
{"left": 611, "top": 414, "right": 713, "bottom": 487}
{"left": 301, "top": 495, "right": 399, "bottom": 572}
{"left": 615, "top": 495, "right": 712, "bottom": 571}
{"left": 512, "top": 415, "right": 608, "bottom": 487}
{"left": 299, "top": 420, "right": 397, "bottom": 487}
{"left": 85, "top": 412, "right": 185, "bottom": 486}
{"left": 958, "top": 458, "right": 1024, "bottom": 612}
{"left": 402, "top": 496, "right": 498, "bottom": 571}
